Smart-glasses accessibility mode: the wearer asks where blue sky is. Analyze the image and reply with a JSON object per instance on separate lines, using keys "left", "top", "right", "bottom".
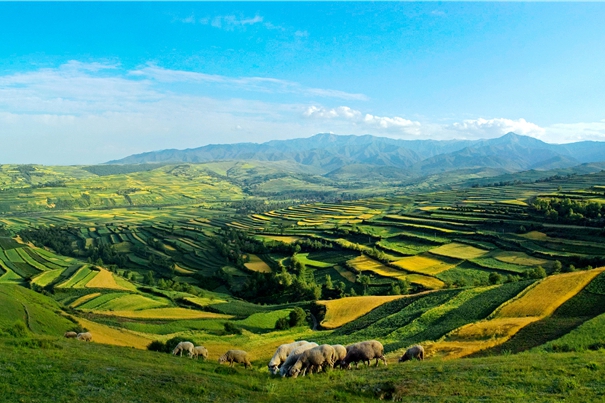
{"left": 1, "top": 2, "right": 605, "bottom": 164}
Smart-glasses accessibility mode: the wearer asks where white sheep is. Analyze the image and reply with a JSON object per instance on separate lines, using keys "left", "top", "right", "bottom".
{"left": 172, "top": 341, "right": 195, "bottom": 357}
{"left": 64, "top": 331, "right": 78, "bottom": 339}
{"left": 76, "top": 332, "right": 93, "bottom": 342}
{"left": 268, "top": 340, "right": 309, "bottom": 375}
{"left": 279, "top": 342, "right": 319, "bottom": 377}
{"left": 190, "top": 345, "right": 208, "bottom": 360}
{"left": 288, "top": 344, "right": 336, "bottom": 379}
{"left": 399, "top": 345, "right": 425, "bottom": 362}
{"left": 218, "top": 350, "right": 252, "bottom": 369}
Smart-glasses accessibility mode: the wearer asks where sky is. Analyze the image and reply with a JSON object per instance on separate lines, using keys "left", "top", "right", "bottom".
{"left": 1, "top": 2, "right": 605, "bottom": 165}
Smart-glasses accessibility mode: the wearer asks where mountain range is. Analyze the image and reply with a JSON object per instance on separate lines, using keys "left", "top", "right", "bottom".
{"left": 107, "top": 133, "right": 605, "bottom": 176}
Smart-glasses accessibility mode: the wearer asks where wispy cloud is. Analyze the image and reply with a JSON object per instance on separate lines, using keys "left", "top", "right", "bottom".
{"left": 304, "top": 105, "right": 421, "bottom": 135}
{"left": 130, "top": 64, "right": 367, "bottom": 101}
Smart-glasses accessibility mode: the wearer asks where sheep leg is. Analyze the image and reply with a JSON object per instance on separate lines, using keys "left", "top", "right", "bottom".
{"left": 419, "top": 351, "right": 424, "bottom": 360}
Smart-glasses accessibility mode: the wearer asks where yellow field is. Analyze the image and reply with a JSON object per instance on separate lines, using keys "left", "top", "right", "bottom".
{"left": 334, "top": 265, "right": 356, "bottom": 282}
{"left": 70, "top": 292, "right": 102, "bottom": 308}
{"left": 319, "top": 295, "right": 406, "bottom": 329}
{"left": 495, "top": 269, "right": 605, "bottom": 318}
{"left": 392, "top": 254, "right": 459, "bottom": 276}
{"left": 76, "top": 317, "right": 154, "bottom": 349}
{"left": 100, "top": 307, "right": 233, "bottom": 320}
{"left": 258, "top": 235, "right": 301, "bottom": 244}
{"left": 244, "top": 254, "right": 272, "bottom": 273}
{"left": 492, "top": 251, "right": 547, "bottom": 266}
{"left": 501, "top": 199, "right": 528, "bottom": 206}
{"left": 429, "top": 243, "right": 489, "bottom": 260}
{"left": 347, "top": 256, "right": 445, "bottom": 289}
{"left": 85, "top": 268, "right": 131, "bottom": 290}
{"left": 174, "top": 264, "right": 194, "bottom": 274}
{"left": 185, "top": 296, "right": 228, "bottom": 307}
{"left": 518, "top": 231, "right": 548, "bottom": 240}
{"left": 429, "top": 269, "right": 605, "bottom": 359}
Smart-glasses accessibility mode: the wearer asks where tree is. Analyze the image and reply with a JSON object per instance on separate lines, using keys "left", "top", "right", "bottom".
{"left": 489, "top": 272, "right": 503, "bottom": 285}
{"left": 145, "top": 271, "right": 156, "bottom": 286}
{"left": 553, "top": 260, "right": 562, "bottom": 273}
{"left": 529, "top": 266, "right": 547, "bottom": 279}
{"left": 324, "top": 274, "right": 333, "bottom": 290}
{"left": 356, "top": 274, "right": 371, "bottom": 295}
{"left": 289, "top": 307, "right": 307, "bottom": 328}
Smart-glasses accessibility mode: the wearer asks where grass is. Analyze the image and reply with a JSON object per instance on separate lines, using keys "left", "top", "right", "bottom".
{"left": 429, "top": 242, "right": 489, "bottom": 260}
{"left": 319, "top": 295, "right": 406, "bottom": 329}
{"left": 492, "top": 251, "right": 548, "bottom": 267}
{"left": 83, "top": 294, "right": 169, "bottom": 312}
{"left": 69, "top": 292, "right": 102, "bottom": 308}
{"left": 3, "top": 337, "right": 605, "bottom": 402}
{"left": 295, "top": 253, "right": 333, "bottom": 268}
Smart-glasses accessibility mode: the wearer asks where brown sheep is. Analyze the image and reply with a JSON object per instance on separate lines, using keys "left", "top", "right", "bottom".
{"left": 279, "top": 342, "right": 319, "bottom": 377}
{"left": 288, "top": 344, "right": 336, "bottom": 379}
{"left": 341, "top": 340, "right": 386, "bottom": 369}
{"left": 268, "top": 340, "right": 309, "bottom": 375}
{"left": 399, "top": 345, "right": 424, "bottom": 362}
{"left": 191, "top": 345, "right": 208, "bottom": 360}
{"left": 218, "top": 350, "right": 251, "bottom": 369}
{"left": 64, "top": 331, "right": 78, "bottom": 339}
{"left": 76, "top": 332, "right": 93, "bottom": 342}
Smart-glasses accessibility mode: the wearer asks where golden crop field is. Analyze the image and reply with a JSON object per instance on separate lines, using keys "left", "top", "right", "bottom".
{"left": 428, "top": 269, "right": 605, "bottom": 359}
{"left": 70, "top": 292, "right": 102, "bottom": 308}
{"left": 76, "top": 317, "right": 154, "bottom": 349}
{"left": 347, "top": 255, "right": 445, "bottom": 289}
{"left": 392, "top": 254, "right": 459, "bottom": 276}
{"left": 100, "top": 307, "right": 233, "bottom": 320}
{"left": 319, "top": 295, "right": 406, "bottom": 329}
{"left": 495, "top": 269, "right": 605, "bottom": 318}
{"left": 244, "top": 254, "right": 272, "bottom": 273}
{"left": 500, "top": 199, "right": 528, "bottom": 206}
{"left": 492, "top": 251, "right": 548, "bottom": 266}
{"left": 257, "top": 235, "right": 301, "bottom": 244}
{"left": 429, "top": 243, "right": 489, "bottom": 260}
{"left": 85, "top": 268, "right": 132, "bottom": 290}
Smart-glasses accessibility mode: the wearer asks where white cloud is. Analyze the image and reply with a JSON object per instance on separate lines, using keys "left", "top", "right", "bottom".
{"left": 450, "top": 117, "right": 545, "bottom": 138}
{"left": 304, "top": 106, "right": 421, "bottom": 135}
{"left": 201, "top": 14, "right": 264, "bottom": 30}
{"left": 544, "top": 120, "right": 605, "bottom": 143}
{"left": 130, "top": 64, "right": 367, "bottom": 101}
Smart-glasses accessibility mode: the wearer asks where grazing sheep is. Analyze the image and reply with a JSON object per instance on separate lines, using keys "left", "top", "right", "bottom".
{"left": 172, "top": 341, "right": 195, "bottom": 357}
{"left": 76, "top": 332, "right": 93, "bottom": 342}
{"left": 268, "top": 340, "right": 309, "bottom": 375}
{"left": 288, "top": 344, "right": 336, "bottom": 379}
{"left": 190, "top": 345, "right": 208, "bottom": 360}
{"left": 332, "top": 344, "right": 347, "bottom": 367}
{"left": 218, "top": 350, "right": 251, "bottom": 369}
{"left": 279, "top": 342, "right": 319, "bottom": 377}
{"left": 399, "top": 345, "right": 425, "bottom": 363}
{"left": 64, "top": 331, "right": 78, "bottom": 339}
{"left": 341, "top": 340, "right": 386, "bottom": 369}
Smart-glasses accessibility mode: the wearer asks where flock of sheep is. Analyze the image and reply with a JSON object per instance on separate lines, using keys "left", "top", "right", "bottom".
{"left": 172, "top": 339, "right": 425, "bottom": 378}
{"left": 64, "top": 331, "right": 425, "bottom": 377}
{"left": 64, "top": 331, "right": 93, "bottom": 342}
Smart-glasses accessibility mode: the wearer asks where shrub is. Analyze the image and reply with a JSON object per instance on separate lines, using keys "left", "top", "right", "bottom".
{"left": 5, "top": 321, "right": 29, "bottom": 338}
{"left": 147, "top": 340, "right": 168, "bottom": 353}
{"left": 224, "top": 322, "right": 243, "bottom": 335}
{"left": 289, "top": 307, "right": 307, "bottom": 328}
{"left": 275, "top": 317, "right": 290, "bottom": 330}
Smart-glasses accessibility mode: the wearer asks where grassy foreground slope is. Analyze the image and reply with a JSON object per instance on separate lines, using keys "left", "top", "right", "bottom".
{"left": 1, "top": 338, "right": 605, "bottom": 403}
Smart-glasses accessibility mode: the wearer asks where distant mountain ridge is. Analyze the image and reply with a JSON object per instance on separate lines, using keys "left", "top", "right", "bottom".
{"left": 107, "top": 133, "right": 605, "bottom": 175}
